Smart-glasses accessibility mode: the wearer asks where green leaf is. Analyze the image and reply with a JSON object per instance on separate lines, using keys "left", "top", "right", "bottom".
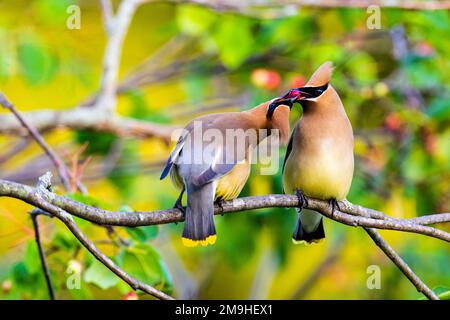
{"left": 345, "top": 52, "right": 378, "bottom": 85}
{"left": 0, "top": 31, "right": 12, "bottom": 80}
{"left": 126, "top": 226, "right": 159, "bottom": 242}
{"left": 183, "top": 75, "right": 209, "bottom": 104}
{"left": 125, "top": 90, "right": 171, "bottom": 124}
{"left": 17, "top": 37, "right": 57, "bottom": 84}
{"left": 427, "top": 98, "right": 450, "bottom": 120}
{"left": 13, "top": 262, "right": 39, "bottom": 286}
{"left": 418, "top": 286, "right": 450, "bottom": 300}
{"left": 117, "top": 243, "right": 172, "bottom": 293}
{"left": 75, "top": 129, "right": 117, "bottom": 155}
{"left": 107, "top": 141, "right": 139, "bottom": 196}
{"left": 212, "top": 16, "right": 255, "bottom": 69}
{"left": 217, "top": 214, "right": 259, "bottom": 268}
{"left": 84, "top": 260, "right": 119, "bottom": 290}
{"left": 68, "top": 193, "right": 102, "bottom": 208}
{"left": 35, "top": 0, "right": 76, "bottom": 25}
{"left": 176, "top": 5, "right": 217, "bottom": 36}
{"left": 52, "top": 229, "right": 79, "bottom": 250}
{"left": 434, "top": 286, "right": 450, "bottom": 300}
{"left": 24, "top": 241, "right": 41, "bottom": 275}
{"left": 121, "top": 205, "right": 159, "bottom": 241}
{"left": 403, "top": 147, "right": 429, "bottom": 183}
{"left": 438, "top": 291, "right": 450, "bottom": 300}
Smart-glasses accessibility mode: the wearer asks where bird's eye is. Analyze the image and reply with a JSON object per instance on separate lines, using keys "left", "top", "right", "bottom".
{"left": 315, "top": 89, "right": 324, "bottom": 96}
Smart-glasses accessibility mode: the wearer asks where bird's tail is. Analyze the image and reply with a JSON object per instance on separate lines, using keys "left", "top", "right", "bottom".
{"left": 292, "top": 209, "right": 325, "bottom": 244}
{"left": 182, "top": 183, "right": 217, "bottom": 247}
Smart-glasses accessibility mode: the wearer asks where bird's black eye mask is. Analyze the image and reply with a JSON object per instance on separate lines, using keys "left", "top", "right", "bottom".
{"left": 297, "top": 83, "right": 329, "bottom": 99}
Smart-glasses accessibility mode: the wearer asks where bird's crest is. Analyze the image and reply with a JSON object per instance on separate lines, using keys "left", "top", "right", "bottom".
{"left": 305, "top": 61, "right": 334, "bottom": 87}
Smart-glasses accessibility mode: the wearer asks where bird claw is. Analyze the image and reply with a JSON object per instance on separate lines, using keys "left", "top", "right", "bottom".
{"left": 173, "top": 202, "right": 185, "bottom": 226}
{"left": 295, "top": 189, "right": 309, "bottom": 210}
{"left": 172, "top": 187, "right": 186, "bottom": 224}
{"left": 173, "top": 201, "right": 185, "bottom": 215}
{"left": 216, "top": 198, "right": 224, "bottom": 216}
{"left": 329, "top": 198, "right": 341, "bottom": 218}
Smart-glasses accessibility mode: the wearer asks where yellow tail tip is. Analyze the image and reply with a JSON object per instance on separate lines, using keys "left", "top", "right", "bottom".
{"left": 292, "top": 238, "right": 324, "bottom": 245}
{"left": 182, "top": 235, "right": 217, "bottom": 247}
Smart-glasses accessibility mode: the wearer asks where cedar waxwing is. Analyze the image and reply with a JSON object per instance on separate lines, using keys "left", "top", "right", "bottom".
{"left": 281, "top": 61, "right": 354, "bottom": 244}
{"left": 160, "top": 97, "right": 297, "bottom": 247}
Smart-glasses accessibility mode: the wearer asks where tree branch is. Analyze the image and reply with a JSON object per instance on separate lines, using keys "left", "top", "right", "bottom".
{"left": 100, "top": 0, "right": 114, "bottom": 34}
{"left": 1, "top": 179, "right": 448, "bottom": 241}
{"left": 96, "top": 0, "right": 145, "bottom": 113}
{"left": 177, "top": 0, "right": 450, "bottom": 12}
{"left": 30, "top": 213, "right": 56, "bottom": 300}
{"left": 0, "top": 107, "right": 174, "bottom": 140}
{"left": 0, "top": 93, "right": 73, "bottom": 192}
{"left": 364, "top": 228, "right": 439, "bottom": 300}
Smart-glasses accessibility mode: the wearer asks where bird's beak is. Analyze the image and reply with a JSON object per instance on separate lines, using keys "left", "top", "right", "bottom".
{"left": 296, "top": 88, "right": 314, "bottom": 100}
{"left": 274, "top": 89, "right": 303, "bottom": 106}
{"left": 273, "top": 96, "right": 299, "bottom": 106}
{"left": 267, "top": 88, "right": 304, "bottom": 118}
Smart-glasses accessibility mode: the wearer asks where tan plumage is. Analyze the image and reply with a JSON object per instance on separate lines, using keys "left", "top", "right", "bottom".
{"left": 162, "top": 100, "right": 291, "bottom": 247}
{"left": 282, "top": 61, "right": 354, "bottom": 244}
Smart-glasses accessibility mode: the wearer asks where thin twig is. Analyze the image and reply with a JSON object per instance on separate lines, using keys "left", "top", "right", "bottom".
{"left": 0, "top": 93, "right": 72, "bottom": 191}
{"left": 0, "top": 93, "right": 86, "bottom": 193}
{"left": 365, "top": 228, "right": 439, "bottom": 300}
{"left": 30, "top": 214, "right": 55, "bottom": 300}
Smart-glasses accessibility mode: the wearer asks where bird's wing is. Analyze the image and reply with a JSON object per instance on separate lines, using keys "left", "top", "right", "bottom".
{"left": 193, "top": 163, "right": 236, "bottom": 187}
{"left": 160, "top": 132, "right": 189, "bottom": 180}
{"left": 193, "top": 146, "right": 238, "bottom": 187}
{"left": 282, "top": 125, "right": 297, "bottom": 175}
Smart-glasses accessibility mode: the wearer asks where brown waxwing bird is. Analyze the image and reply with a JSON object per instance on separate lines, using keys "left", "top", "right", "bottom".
{"left": 281, "top": 61, "right": 354, "bottom": 244}
{"left": 160, "top": 95, "right": 299, "bottom": 247}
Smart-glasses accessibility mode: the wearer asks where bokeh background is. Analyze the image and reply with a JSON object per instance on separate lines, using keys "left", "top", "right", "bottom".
{"left": 0, "top": 0, "right": 449, "bottom": 300}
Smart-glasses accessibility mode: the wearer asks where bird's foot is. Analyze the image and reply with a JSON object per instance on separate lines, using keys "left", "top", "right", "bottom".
{"left": 173, "top": 200, "right": 185, "bottom": 224}
{"left": 216, "top": 198, "right": 225, "bottom": 216}
{"left": 329, "top": 198, "right": 341, "bottom": 218}
{"left": 172, "top": 187, "right": 186, "bottom": 224}
{"left": 295, "top": 189, "right": 309, "bottom": 210}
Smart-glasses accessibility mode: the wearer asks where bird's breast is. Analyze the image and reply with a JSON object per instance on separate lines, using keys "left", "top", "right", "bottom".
{"left": 215, "top": 155, "right": 252, "bottom": 201}
{"left": 283, "top": 136, "right": 354, "bottom": 200}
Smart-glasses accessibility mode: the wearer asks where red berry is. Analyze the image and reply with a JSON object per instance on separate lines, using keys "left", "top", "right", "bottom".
{"left": 124, "top": 291, "right": 139, "bottom": 300}
{"left": 422, "top": 127, "right": 437, "bottom": 155}
{"left": 414, "top": 41, "right": 435, "bottom": 57}
{"left": 2, "top": 280, "right": 12, "bottom": 294}
{"left": 251, "top": 68, "right": 281, "bottom": 90}
{"left": 289, "top": 75, "right": 305, "bottom": 88}
{"left": 384, "top": 112, "right": 403, "bottom": 132}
